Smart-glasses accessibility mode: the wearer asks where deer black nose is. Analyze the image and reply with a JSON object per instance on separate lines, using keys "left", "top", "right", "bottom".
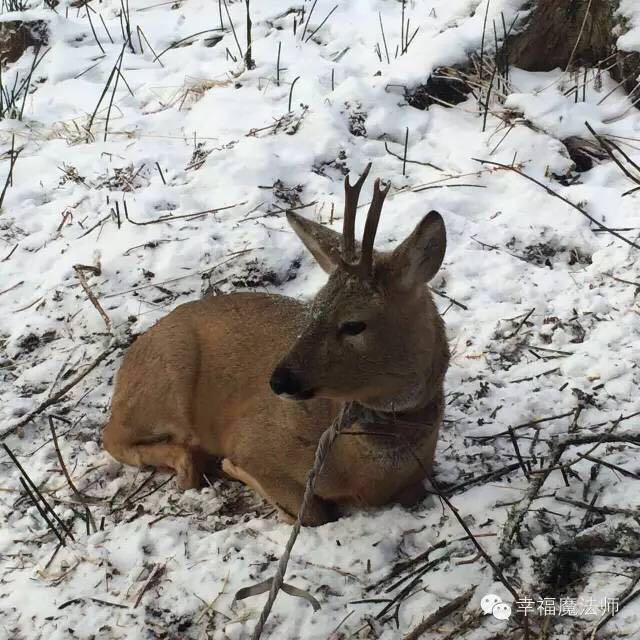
{"left": 270, "top": 366, "right": 302, "bottom": 396}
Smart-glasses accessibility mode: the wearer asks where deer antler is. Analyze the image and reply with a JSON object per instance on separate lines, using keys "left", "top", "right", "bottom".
{"left": 342, "top": 163, "right": 371, "bottom": 262}
{"left": 359, "top": 178, "right": 390, "bottom": 278}
{"left": 340, "top": 164, "right": 390, "bottom": 279}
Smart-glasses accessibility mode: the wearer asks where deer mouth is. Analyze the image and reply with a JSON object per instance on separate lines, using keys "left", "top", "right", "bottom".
{"left": 281, "top": 388, "right": 316, "bottom": 401}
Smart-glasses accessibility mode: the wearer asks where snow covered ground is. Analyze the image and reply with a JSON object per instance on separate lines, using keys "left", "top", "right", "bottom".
{"left": 1, "top": 0, "right": 640, "bottom": 638}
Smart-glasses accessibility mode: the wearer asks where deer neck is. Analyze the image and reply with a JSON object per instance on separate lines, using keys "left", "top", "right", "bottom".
{"left": 343, "top": 396, "right": 442, "bottom": 468}
{"left": 353, "top": 396, "right": 441, "bottom": 434}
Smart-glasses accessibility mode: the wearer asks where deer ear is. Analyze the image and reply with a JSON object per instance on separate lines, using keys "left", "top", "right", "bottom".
{"left": 390, "top": 211, "right": 446, "bottom": 288}
{"left": 287, "top": 212, "right": 342, "bottom": 274}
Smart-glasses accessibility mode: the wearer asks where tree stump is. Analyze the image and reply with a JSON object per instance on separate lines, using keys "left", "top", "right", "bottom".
{"left": 509, "top": 0, "right": 614, "bottom": 71}
{"left": 0, "top": 20, "right": 48, "bottom": 66}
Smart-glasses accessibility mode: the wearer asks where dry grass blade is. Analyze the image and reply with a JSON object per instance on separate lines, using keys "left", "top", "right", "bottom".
{"left": 222, "top": 0, "right": 243, "bottom": 61}
{"left": 86, "top": 6, "right": 105, "bottom": 53}
{"left": 153, "top": 28, "right": 224, "bottom": 62}
{"left": 304, "top": 4, "right": 338, "bottom": 43}
{"left": 0, "top": 134, "right": 22, "bottom": 213}
{"left": 4, "top": 443, "right": 75, "bottom": 542}
{"left": 236, "top": 578, "right": 320, "bottom": 611}
{"left": 86, "top": 45, "right": 126, "bottom": 139}
{"left": 287, "top": 75, "right": 300, "bottom": 112}
{"left": 136, "top": 26, "right": 163, "bottom": 66}
{"left": 300, "top": 0, "right": 318, "bottom": 41}
{"left": 585, "top": 121, "right": 640, "bottom": 192}
{"left": 103, "top": 48, "right": 126, "bottom": 141}
{"left": 244, "top": 0, "right": 255, "bottom": 69}
{"left": 19, "top": 477, "right": 66, "bottom": 546}
{"left": 378, "top": 12, "right": 390, "bottom": 64}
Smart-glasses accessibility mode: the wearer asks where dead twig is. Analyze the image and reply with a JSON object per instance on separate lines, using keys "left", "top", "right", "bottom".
{"left": 376, "top": 554, "right": 450, "bottom": 621}
{"left": 122, "top": 199, "right": 245, "bottom": 225}
{"left": 508, "top": 427, "right": 530, "bottom": 479}
{"left": 153, "top": 28, "right": 224, "bottom": 62}
{"left": 503, "top": 307, "right": 534, "bottom": 339}
{"left": 431, "top": 289, "right": 468, "bottom": 310}
{"left": 403, "top": 587, "right": 476, "bottom": 640}
{"left": 74, "top": 265, "right": 111, "bottom": 332}
{"left": 367, "top": 540, "right": 449, "bottom": 592}
{"left": 473, "top": 158, "right": 640, "bottom": 251}
{"left": 585, "top": 121, "right": 640, "bottom": 193}
{"left": 588, "top": 568, "right": 640, "bottom": 639}
{"left": 49, "top": 416, "right": 101, "bottom": 531}
{"left": 0, "top": 280, "right": 23, "bottom": 296}
{"left": 468, "top": 409, "right": 576, "bottom": 442}
{"left": 48, "top": 415, "right": 83, "bottom": 498}
{"left": 500, "top": 406, "right": 583, "bottom": 554}
{"left": 443, "top": 462, "right": 521, "bottom": 494}
{"left": 433, "top": 480, "right": 520, "bottom": 602}
{"left": 1, "top": 340, "right": 121, "bottom": 440}
{"left": 555, "top": 496, "right": 640, "bottom": 519}
{"left": 134, "top": 563, "right": 166, "bottom": 607}
{"left": 2, "top": 243, "right": 18, "bottom": 261}
{"left": 384, "top": 140, "right": 442, "bottom": 171}
{"left": 581, "top": 453, "right": 640, "bottom": 480}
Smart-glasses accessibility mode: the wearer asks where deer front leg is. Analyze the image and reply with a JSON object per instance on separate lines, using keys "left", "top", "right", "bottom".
{"left": 222, "top": 459, "right": 337, "bottom": 526}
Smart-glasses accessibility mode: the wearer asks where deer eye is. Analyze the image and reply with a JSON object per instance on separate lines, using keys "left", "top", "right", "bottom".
{"left": 340, "top": 321, "right": 367, "bottom": 336}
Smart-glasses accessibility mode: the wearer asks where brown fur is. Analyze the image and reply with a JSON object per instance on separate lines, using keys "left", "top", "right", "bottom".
{"left": 103, "top": 173, "right": 449, "bottom": 526}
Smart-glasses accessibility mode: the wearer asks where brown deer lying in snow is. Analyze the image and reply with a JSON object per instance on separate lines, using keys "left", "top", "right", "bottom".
{"left": 103, "top": 164, "right": 449, "bottom": 525}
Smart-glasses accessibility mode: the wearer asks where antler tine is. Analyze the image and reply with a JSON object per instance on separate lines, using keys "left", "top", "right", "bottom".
{"left": 342, "top": 162, "right": 372, "bottom": 262}
{"left": 359, "top": 178, "right": 390, "bottom": 277}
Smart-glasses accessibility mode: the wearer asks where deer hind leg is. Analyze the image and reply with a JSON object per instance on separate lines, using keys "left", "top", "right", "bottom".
{"left": 222, "top": 459, "right": 338, "bottom": 526}
{"left": 103, "top": 422, "right": 204, "bottom": 489}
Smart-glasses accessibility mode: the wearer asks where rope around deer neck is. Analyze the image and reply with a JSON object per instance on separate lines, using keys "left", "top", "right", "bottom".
{"left": 250, "top": 401, "right": 355, "bottom": 640}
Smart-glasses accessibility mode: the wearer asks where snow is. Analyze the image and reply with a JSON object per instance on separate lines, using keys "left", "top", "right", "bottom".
{"left": 1, "top": 0, "right": 640, "bottom": 638}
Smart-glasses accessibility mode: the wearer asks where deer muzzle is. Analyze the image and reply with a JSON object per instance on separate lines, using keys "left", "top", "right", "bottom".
{"left": 269, "top": 365, "right": 315, "bottom": 400}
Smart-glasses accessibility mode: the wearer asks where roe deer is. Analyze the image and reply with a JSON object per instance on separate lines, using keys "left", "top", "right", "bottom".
{"left": 102, "top": 164, "right": 449, "bottom": 525}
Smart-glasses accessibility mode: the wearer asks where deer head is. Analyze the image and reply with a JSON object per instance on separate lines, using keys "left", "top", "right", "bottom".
{"left": 270, "top": 164, "right": 448, "bottom": 412}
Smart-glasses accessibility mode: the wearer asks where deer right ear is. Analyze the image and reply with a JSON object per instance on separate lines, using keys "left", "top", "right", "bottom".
{"left": 286, "top": 212, "right": 342, "bottom": 274}
{"left": 390, "top": 211, "right": 446, "bottom": 288}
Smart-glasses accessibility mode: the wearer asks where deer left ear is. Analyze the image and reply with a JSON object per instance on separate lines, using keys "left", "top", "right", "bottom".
{"left": 390, "top": 211, "right": 446, "bottom": 288}
{"left": 287, "top": 212, "right": 342, "bottom": 274}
